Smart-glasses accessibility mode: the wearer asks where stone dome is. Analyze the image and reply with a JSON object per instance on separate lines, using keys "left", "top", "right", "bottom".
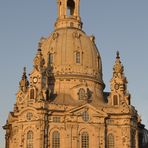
{"left": 34, "top": 0, "right": 106, "bottom": 105}
{"left": 40, "top": 28, "right": 104, "bottom": 87}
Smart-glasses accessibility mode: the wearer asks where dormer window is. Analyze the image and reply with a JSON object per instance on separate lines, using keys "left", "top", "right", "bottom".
{"left": 76, "top": 52, "right": 80, "bottom": 63}
{"left": 81, "top": 132, "right": 89, "bottom": 148}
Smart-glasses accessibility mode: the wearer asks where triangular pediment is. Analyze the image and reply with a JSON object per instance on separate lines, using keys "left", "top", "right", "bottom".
{"left": 67, "top": 103, "right": 108, "bottom": 117}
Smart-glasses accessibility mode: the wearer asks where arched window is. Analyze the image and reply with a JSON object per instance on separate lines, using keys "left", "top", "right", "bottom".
{"left": 81, "top": 132, "right": 89, "bottom": 148}
{"left": 76, "top": 52, "right": 80, "bottom": 63}
{"left": 67, "top": 0, "right": 75, "bottom": 16}
{"left": 113, "top": 95, "right": 118, "bottom": 105}
{"left": 30, "top": 89, "right": 34, "bottom": 100}
{"left": 26, "top": 130, "right": 33, "bottom": 148}
{"left": 52, "top": 131, "right": 60, "bottom": 148}
{"left": 107, "top": 133, "right": 114, "bottom": 148}
{"left": 49, "top": 53, "right": 54, "bottom": 65}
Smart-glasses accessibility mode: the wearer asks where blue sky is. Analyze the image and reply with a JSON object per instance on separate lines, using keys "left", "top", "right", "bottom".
{"left": 0, "top": 0, "right": 148, "bottom": 146}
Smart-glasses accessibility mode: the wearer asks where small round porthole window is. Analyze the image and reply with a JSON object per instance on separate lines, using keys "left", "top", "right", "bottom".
{"left": 82, "top": 111, "right": 89, "bottom": 122}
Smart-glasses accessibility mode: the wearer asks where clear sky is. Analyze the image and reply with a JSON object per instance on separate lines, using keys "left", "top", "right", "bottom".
{"left": 0, "top": 0, "right": 148, "bottom": 146}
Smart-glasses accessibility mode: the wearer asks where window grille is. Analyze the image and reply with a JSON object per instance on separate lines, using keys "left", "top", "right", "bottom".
{"left": 76, "top": 52, "right": 80, "bottom": 63}
{"left": 82, "top": 111, "right": 89, "bottom": 122}
{"left": 26, "top": 131, "right": 33, "bottom": 148}
{"left": 107, "top": 133, "right": 114, "bottom": 148}
{"left": 52, "top": 131, "right": 60, "bottom": 148}
{"left": 49, "top": 53, "right": 54, "bottom": 64}
{"left": 81, "top": 132, "right": 89, "bottom": 148}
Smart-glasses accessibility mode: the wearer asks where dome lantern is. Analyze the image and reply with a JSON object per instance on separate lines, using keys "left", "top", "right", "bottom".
{"left": 55, "top": 0, "right": 82, "bottom": 29}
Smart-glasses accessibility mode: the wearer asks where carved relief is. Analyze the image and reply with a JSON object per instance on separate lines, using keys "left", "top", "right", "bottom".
{"left": 121, "top": 127, "right": 130, "bottom": 146}
{"left": 73, "top": 31, "right": 81, "bottom": 38}
{"left": 26, "top": 112, "right": 33, "bottom": 121}
{"left": 33, "top": 49, "right": 45, "bottom": 71}
{"left": 78, "top": 88, "right": 85, "bottom": 100}
{"left": 52, "top": 32, "right": 59, "bottom": 40}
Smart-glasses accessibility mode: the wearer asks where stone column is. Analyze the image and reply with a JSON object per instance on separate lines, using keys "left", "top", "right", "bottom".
{"left": 100, "top": 126, "right": 106, "bottom": 148}
{"left": 66, "top": 124, "right": 72, "bottom": 148}
{"left": 72, "top": 125, "right": 78, "bottom": 148}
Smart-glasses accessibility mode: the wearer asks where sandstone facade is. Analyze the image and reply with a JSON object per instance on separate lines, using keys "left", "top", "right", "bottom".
{"left": 3, "top": 0, "right": 146, "bottom": 148}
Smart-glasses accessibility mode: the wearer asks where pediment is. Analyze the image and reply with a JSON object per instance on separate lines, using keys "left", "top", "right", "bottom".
{"left": 16, "top": 107, "right": 39, "bottom": 122}
{"left": 67, "top": 103, "right": 108, "bottom": 118}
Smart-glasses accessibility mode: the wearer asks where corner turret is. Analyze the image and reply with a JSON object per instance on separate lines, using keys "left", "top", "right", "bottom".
{"left": 108, "top": 51, "right": 131, "bottom": 106}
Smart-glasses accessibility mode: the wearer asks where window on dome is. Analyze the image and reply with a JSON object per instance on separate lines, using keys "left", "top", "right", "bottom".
{"left": 49, "top": 53, "right": 54, "bottom": 64}
{"left": 67, "top": 0, "right": 75, "bottom": 16}
{"left": 107, "top": 133, "right": 114, "bottom": 148}
{"left": 81, "top": 132, "right": 89, "bottom": 148}
{"left": 113, "top": 95, "right": 118, "bottom": 105}
{"left": 76, "top": 52, "right": 80, "bottom": 63}
{"left": 52, "top": 131, "right": 60, "bottom": 148}
{"left": 30, "top": 89, "right": 35, "bottom": 100}
{"left": 26, "top": 130, "right": 33, "bottom": 148}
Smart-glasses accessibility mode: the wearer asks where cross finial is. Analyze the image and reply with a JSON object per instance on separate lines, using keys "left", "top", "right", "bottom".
{"left": 116, "top": 51, "right": 120, "bottom": 59}
{"left": 38, "top": 42, "right": 42, "bottom": 51}
{"left": 55, "top": 0, "right": 82, "bottom": 29}
{"left": 23, "top": 67, "right": 26, "bottom": 74}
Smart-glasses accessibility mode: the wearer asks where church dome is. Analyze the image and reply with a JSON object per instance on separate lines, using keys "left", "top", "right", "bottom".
{"left": 40, "top": 28, "right": 104, "bottom": 87}
{"left": 34, "top": 0, "right": 105, "bottom": 105}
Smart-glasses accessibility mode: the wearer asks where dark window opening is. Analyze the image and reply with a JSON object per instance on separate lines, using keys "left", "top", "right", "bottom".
{"left": 81, "top": 132, "right": 89, "bottom": 148}
{"left": 52, "top": 131, "right": 60, "bottom": 148}
{"left": 27, "top": 131, "right": 33, "bottom": 148}
{"left": 76, "top": 52, "right": 80, "bottom": 63}
{"left": 67, "top": 0, "right": 75, "bottom": 16}
{"left": 113, "top": 95, "right": 118, "bottom": 105}
{"left": 30, "top": 89, "right": 35, "bottom": 100}
{"left": 49, "top": 53, "right": 54, "bottom": 64}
